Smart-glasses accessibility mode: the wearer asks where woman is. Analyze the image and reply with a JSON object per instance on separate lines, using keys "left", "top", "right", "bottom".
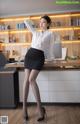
{"left": 23, "top": 15, "right": 55, "bottom": 123}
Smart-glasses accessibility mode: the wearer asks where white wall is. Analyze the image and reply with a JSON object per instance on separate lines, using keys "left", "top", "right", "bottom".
{"left": 0, "top": 0, "right": 80, "bottom": 17}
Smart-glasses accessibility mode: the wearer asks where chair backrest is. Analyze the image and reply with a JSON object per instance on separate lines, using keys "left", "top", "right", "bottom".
{"left": 0, "top": 52, "right": 7, "bottom": 68}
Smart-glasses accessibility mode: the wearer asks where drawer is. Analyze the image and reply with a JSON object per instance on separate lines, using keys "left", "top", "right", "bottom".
{"left": 48, "top": 91, "right": 80, "bottom": 103}
{"left": 48, "top": 81, "right": 80, "bottom": 91}
{"left": 48, "top": 71, "right": 80, "bottom": 81}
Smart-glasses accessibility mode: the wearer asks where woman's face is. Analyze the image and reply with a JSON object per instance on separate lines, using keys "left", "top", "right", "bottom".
{"left": 39, "top": 18, "right": 49, "bottom": 31}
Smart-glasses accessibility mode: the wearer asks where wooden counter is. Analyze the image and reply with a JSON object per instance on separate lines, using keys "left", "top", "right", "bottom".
{"left": 4, "top": 60, "right": 80, "bottom": 103}
{"left": 5, "top": 60, "right": 80, "bottom": 70}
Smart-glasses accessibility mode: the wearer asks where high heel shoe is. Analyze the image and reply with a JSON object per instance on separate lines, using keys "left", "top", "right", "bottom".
{"left": 23, "top": 113, "right": 29, "bottom": 121}
{"left": 23, "top": 115, "right": 29, "bottom": 124}
{"left": 37, "top": 107, "right": 46, "bottom": 121}
{"left": 24, "top": 115, "right": 29, "bottom": 120}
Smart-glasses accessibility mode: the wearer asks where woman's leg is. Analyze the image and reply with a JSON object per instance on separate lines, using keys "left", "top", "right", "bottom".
{"left": 29, "top": 69, "right": 43, "bottom": 117}
{"left": 23, "top": 69, "right": 31, "bottom": 117}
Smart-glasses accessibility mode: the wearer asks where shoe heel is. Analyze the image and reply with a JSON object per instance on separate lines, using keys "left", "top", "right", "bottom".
{"left": 42, "top": 107, "right": 47, "bottom": 121}
{"left": 23, "top": 115, "right": 29, "bottom": 124}
{"left": 37, "top": 107, "right": 47, "bottom": 122}
{"left": 23, "top": 114, "right": 29, "bottom": 121}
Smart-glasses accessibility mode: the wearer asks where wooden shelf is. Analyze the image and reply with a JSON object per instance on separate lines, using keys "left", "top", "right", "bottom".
{"left": 0, "top": 26, "right": 80, "bottom": 35}
{"left": 0, "top": 12, "right": 80, "bottom": 60}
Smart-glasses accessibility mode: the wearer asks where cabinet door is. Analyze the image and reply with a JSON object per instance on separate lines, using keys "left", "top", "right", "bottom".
{"left": 0, "top": 71, "right": 19, "bottom": 108}
{"left": 48, "top": 71, "right": 80, "bottom": 103}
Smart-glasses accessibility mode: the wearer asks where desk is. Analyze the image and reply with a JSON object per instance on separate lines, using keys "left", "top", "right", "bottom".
{"left": 5, "top": 60, "right": 80, "bottom": 70}
{"left": 4, "top": 60, "right": 80, "bottom": 103}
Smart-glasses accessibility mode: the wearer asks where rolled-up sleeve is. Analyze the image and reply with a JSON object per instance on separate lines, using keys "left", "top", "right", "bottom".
{"left": 24, "top": 20, "right": 36, "bottom": 34}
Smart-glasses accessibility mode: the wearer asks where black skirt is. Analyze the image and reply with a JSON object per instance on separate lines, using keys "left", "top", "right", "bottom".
{"left": 24, "top": 48, "right": 45, "bottom": 70}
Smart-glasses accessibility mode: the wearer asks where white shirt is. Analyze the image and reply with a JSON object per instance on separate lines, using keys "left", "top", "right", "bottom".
{"left": 24, "top": 20, "right": 55, "bottom": 60}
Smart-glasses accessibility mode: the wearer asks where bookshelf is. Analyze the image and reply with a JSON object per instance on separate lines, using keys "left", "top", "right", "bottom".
{"left": 0, "top": 12, "right": 80, "bottom": 60}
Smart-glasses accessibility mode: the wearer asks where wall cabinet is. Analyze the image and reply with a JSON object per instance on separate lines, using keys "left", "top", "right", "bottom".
{"left": 19, "top": 70, "right": 80, "bottom": 103}
{"left": 0, "top": 12, "right": 80, "bottom": 60}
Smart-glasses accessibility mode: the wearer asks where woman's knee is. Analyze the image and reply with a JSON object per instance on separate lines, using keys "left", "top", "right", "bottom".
{"left": 29, "top": 70, "right": 39, "bottom": 84}
{"left": 29, "top": 77, "right": 35, "bottom": 85}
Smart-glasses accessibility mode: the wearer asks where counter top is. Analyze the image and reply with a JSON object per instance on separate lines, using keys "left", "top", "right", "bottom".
{"left": 5, "top": 60, "right": 80, "bottom": 70}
